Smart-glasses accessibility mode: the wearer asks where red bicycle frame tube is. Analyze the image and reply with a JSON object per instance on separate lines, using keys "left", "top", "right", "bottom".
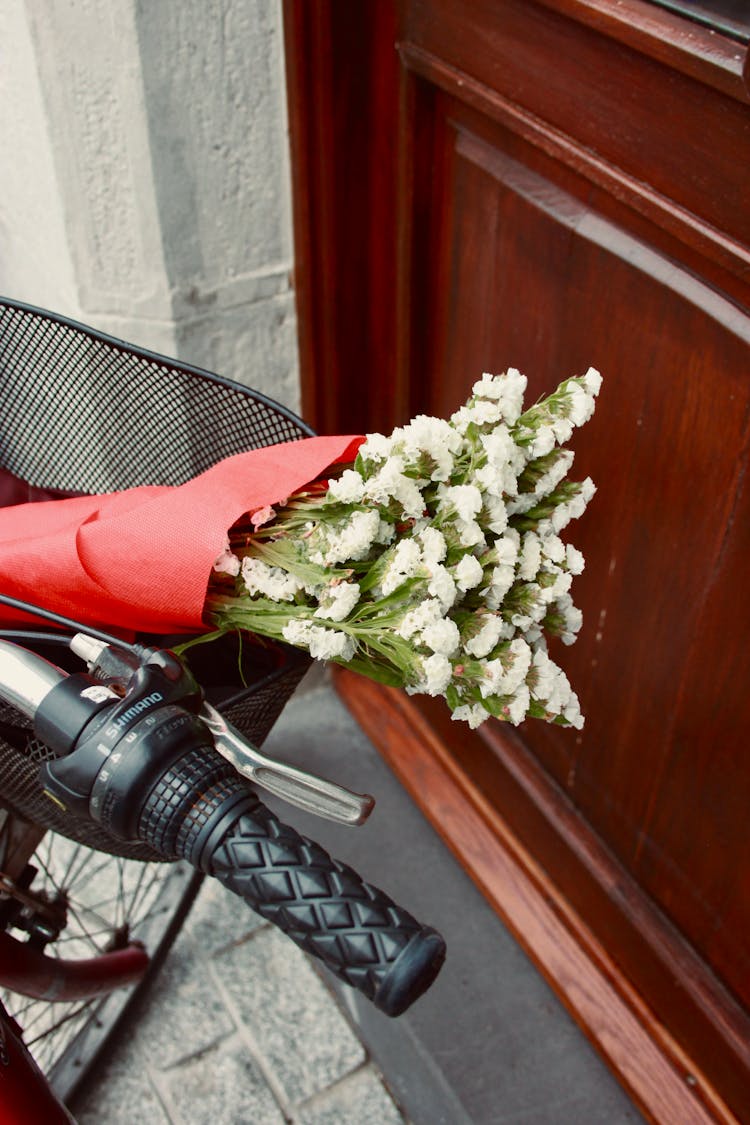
{"left": 0, "top": 1006, "right": 73, "bottom": 1124}
{"left": 0, "top": 930, "right": 148, "bottom": 1001}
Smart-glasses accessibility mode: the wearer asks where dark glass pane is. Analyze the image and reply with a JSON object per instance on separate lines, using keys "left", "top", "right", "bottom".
{"left": 649, "top": 0, "right": 750, "bottom": 42}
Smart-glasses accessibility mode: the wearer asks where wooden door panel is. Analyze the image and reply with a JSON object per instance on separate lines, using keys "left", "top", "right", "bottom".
{"left": 284, "top": 0, "right": 750, "bottom": 1115}
{"left": 402, "top": 0, "right": 750, "bottom": 283}
{"left": 417, "top": 101, "right": 750, "bottom": 1004}
{"left": 638, "top": 459, "right": 750, "bottom": 997}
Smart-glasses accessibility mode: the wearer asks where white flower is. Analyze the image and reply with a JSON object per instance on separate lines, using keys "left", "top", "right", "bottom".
{"left": 481, "top": 425, "right": 517, "bottom": 467}
{"left": 242, "top": 558, "right": 302, "bottom": 602}
{"left": 550, "top": 668, "right": 573, "bottom": 713}
{"left": 506, "top": 685, "right": 530, "bottom": 725}
{"left": 314, "top": 581, "right": 361, "bottom": 622}
{"left": 407, "top": 653, "right": 453, "bottom": 696}
{"left": 421, "top": 617, "right": 460, "bottom": 656}
{"left": 451, "top": 703, "right": 489, "bottom": 729}
{"left": 566, "top": 382, "right": 593, "bottom": 426}
{"left": 550, "top": 478, "right": 596, "bottom": 533}
{"left": 326, "top": 469, "right": 365, "bottom": 504}
{"left": 563, "top": 695, "right": 585, "bottom": 729}
{"left": 478, "top": 426, "right": 524, "bottom": 496}
{"left": 508, "top": 449, "right": 576, "bottom": 515}
{"left": 485, "top": 564, "right": 515, "bottom": 610}
{"left": 451, "top": 398, "right": 505, "bottom": 432}
{"left": 455, "top": 518, "right": 486, "bottom": 549}
{"left": 542, "top": 536, "right": 566, "bottom": 564}
{"left": 495, "top": 535, "right": 519, "bottom": 566}
{"left": 529, "top": 648, "right": 557, "bottom": 701}
{"left": 478, "top": 659, "right": 506, "bottom": 698}
{"left": 475, "top": 463, "right": 505, "bottom": 499}
{"left": 427, "top": 565, "right": 457, "bottom": 611}
{"left": 437, "top": 483, "right": 483, "bottom": 521}
{"left": 375, "top": 519, "right": 396, "bottom": 545}
{"left": 454, "top": 554, "right": 483, "bottom": 592}
{"left": 397, "top": 599, "right": 444, "bottom": 640}
{"left": 551, "top": 416, "right": 575, "bottom": 445}
{"left": 381, "top": 538, "right": 423, "bottom": 595}
{"left": 581, "top": 477, "right": 597, "bottom": 503}
{"left": 559, "top": 595, "right": 583, "bottom": 645}
{"left": 565, "top": 544, "right": 585, "bottom": 574}
{"left": 309, "top": 628, "right": 356, "bottom": 661}
{"left": 364, "top": 456, "right": 425, "bottom": 518}
{"left": 546, "top": 569, "right": 573, "bottom": 600}
{"left": 465, "top": 615, "right": 504, "bottom": 658}
{"left": 528, "top": 426, "right": 556, "bottom": 459}
{"left": 214, "top": 538, "right": 240, "bottom": 576}
{"left": 480, "top": 649, "right": 532, "bottom": 705}
{"left": 282, "top": 619, "right": 314, "bottom": 646}
{"left": 418, "top": 526, "right": 447, "bottom": 566}
{"left": 530, "top": 653, "right": 580, "bottom": 722}
{"left": 581, "top": 366, "right": 602, "bottom": 396}
{"left": 481, "top": 493, "right": 508, "bottom": 534}
{"left": 472, "top": 372, "right": 506, "bottom": 400}
{"left": 504, "top": 638, "right": 532, "bottom": 694}
{"left": 523, "top": 584, "right": 549, "bottom": 623}
{"left": 250, "top": 505, "right": 276, "bottom": 529}
{"left": 497, "top": 368, "right": 527, "bottom": 425}
{"left": 359, "top": 432, "right": 393, "bottom": 463}
{"left": 282, "top": 619, "right": 356, "bottom": 661}
{"left": 398, "top": 416, "right": 462, "bottom": 480}
{"left": 518, "top": 533, "right": 542, "bottom": 581}
{"left": 524, "top": 624, "right": 544, "bottom": 646}
{"left": 314, "top": 509, "right": 380, "bottom": 565}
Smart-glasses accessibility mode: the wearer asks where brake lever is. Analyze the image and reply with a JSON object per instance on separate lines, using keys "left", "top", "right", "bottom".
{"left": 69, "top": 634, "right": 374, "bottom": 828}
{"left": 200, "top": 702, "right": 375, "bottom": 827}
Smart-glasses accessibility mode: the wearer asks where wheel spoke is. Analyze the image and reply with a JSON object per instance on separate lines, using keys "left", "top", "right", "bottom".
{"left": 2, "top": 824, "right": 196, "bottom": 1094}
{"left": 115, "top": 859, "right": 126, "bottom": 931}
{"left": 130, "top": 902, "right": 171, "bottom": 931}
{"left": 53, "top": 925, "right": 123, "bottom": 944}
{"left": 59, "top": 841, "right": 85, "bottom": 890}
{"left": 128, "top": 867, "right": 165, "bottom": 927}
{"left": 24, "top": 998, "right": 98, "bottom": 1047}
{"left": 123, "top": 859, "right": 151, "bottom": 923}
{"left": 66, "top": 853, "right": 116, "bottom": 892}
{"left": 62, "top": 900, "right": 110, "bottom": 955}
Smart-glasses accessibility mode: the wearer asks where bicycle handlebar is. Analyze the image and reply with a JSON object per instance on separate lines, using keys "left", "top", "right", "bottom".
{"left": 0, "top": 639, "right": 446, "bottom": 1015}
{"left": 140, "top": 747, "right": 445, "bottom": 1016}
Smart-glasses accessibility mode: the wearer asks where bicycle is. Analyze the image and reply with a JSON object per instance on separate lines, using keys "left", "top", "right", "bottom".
{"left": 0, "top": 299, "right": 446, "bottom": 1121}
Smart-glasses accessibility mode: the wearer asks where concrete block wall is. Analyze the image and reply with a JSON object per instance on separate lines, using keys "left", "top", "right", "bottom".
{"left": 0, "top": 0, "right": 300, "bottom": 412}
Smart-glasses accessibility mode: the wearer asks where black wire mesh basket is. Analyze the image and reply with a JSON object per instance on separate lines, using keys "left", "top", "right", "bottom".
{"left": 0, "top": 297, "right": 314, "bottom": 860}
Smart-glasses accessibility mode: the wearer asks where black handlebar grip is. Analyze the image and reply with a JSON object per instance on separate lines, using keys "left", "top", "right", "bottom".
{"left": 138, "top": 751, "right": 446, "bottom": 1016}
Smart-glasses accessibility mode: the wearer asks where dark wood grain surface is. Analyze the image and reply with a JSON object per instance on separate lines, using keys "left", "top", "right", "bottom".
{"left": 284, "top": 2, "right": 750, "bottom": 1118}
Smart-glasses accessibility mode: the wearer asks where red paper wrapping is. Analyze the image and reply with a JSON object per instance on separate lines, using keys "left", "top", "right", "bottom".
{"left": 0, "top": 436, "right": 363, "bottom": 635}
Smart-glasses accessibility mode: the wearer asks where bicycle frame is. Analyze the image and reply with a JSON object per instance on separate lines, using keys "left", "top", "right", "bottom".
{"left": 0, "top": 1003, "right": 74, "bottom": 1124}
{"left": 0, "top": 932, "right": 148, "bottom": 1002}
{"left": 1, "top": 811, "right": 149, "bottom": 1000}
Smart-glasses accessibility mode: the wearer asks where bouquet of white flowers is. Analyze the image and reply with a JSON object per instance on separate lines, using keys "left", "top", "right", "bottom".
{"left": 206, "top": 367, "right": 602, "bottom": 731}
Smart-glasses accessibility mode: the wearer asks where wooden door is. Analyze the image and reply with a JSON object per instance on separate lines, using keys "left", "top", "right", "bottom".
{"left": 284, "top": 2, "right": 750, "bottom": 1120}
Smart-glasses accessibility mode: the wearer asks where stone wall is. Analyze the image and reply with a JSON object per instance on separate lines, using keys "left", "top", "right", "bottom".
{"left": 0, "top": 0, "right": 300, "bottom": 412}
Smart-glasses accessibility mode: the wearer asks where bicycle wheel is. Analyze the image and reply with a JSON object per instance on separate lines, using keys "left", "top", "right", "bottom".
{"left": 0, "top": 810, "right": 201, "bottom": 1103}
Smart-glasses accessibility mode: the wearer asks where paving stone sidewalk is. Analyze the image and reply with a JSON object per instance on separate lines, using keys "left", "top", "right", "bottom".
{"left": 71, "top": 874, "right": 407, "bottom": 1124}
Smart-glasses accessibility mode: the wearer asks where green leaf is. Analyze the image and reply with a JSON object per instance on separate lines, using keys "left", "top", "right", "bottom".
{"left": 337, "top": 654, "right": 404, "bottom": 687}
{"left": 445, "top": 684, "right": 462, "bottom": 711}
{"left": 250, "top": 538, "right": 337, "bottom": 587}
{"left": 480, "top": 695, "right": 509, "bottom": 719}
